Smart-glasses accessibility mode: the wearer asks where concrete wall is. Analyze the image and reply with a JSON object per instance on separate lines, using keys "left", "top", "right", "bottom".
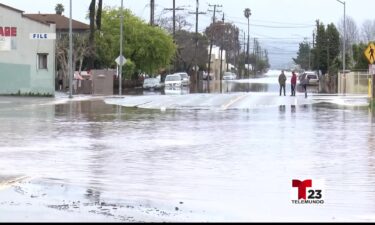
{"left": 92, "top": 70, "right": 114, "bottom": 96}
{"left": 0, "top": 6, "right": 55, "bottom": 96}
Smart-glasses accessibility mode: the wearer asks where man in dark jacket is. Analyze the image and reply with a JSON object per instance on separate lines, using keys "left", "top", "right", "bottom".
{"left": 278, "top": 70, "right": 287, "bottom": 96}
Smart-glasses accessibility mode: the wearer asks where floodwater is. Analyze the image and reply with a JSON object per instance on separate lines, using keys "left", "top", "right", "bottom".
{"left": 0, "top": 85, "right": 375, "bottom": 221}
{"left": 141, "top": 70, "right": 321, "bottom": 96}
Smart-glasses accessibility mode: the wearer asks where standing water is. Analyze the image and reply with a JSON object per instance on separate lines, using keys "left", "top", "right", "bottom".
{"left": 0, "top": 92, "right": 374, "bottom": 222}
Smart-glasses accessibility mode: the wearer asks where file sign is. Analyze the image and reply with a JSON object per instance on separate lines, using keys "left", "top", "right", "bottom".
{"left": 30, "top": 33, "right": 56, "bottom": 40}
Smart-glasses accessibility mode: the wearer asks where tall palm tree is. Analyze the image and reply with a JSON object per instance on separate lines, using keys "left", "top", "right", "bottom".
{"left": 88, "top": 0, "right": 96, "bottom": 69}
{"left": 87, "top": 0, "right": 103, "bottom": 68}
{"left": 55, "top": 3, "right": 64, "bottom": 15}
{"left": 96, "top": 0, "right": 103, "bottom": 31}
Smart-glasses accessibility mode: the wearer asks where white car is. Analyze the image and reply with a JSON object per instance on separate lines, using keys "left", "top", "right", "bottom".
{"left": 165, "top": 74, "right": 182, "bottom": 87}
{"left": 299, "top": 71, "right": 319, "bottom": 86}
{"left": 223, "top": 72, "right": 236, "bottom": 80}
{"left": 143, "top": 78, "right": 162, "bottom": 90}
{"left": 174, "top": 72, "right": 190, "bottom": 86}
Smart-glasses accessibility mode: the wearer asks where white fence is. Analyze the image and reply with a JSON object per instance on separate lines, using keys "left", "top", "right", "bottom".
{"left": 338, "top": 71, "right": 372, "bottom": 95}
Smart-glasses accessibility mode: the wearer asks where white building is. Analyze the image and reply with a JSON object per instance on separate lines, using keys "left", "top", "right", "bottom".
{"left": 0, "top": 3, "right": 56, "bottom": 96}
{"left": 207, "top": 45, "right": 227, "bottom": 80}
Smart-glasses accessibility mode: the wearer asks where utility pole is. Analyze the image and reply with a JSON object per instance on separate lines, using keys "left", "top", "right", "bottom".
{"left": 164, "top": 1, "right": 185, "bottom": 40}
{"left": 241, "top": 30, "right": 245, "bottom": 79}
{"left": 313, "top": 31, "right": 315, "bottom": 48}
{"left": 207, "top": 4, "right": 222, "bottom": 91}
{"left": 189, "top": 0, "right": 206, "bottom": 91}
{"left": 119, "top": 0, "right": 124, "bottom": 95}
{"left": 309, "top": 44, "right": 311, "bottom": 70}
{"left": 220, "top": 13, "right": 225, "bottom": 93}
{"left": 68, "top": 0, "right": 73, "bottom": 98}
{"left": 312, "top": 31, "right": 315, "bottom": 70}
{"left": 165, "top": 2, "right": 185, "bottom": 73}
{"left": 243, "top": 31, "right": 246, "bottom": 53}
{"left": 254, "top": 38, "right": 257, "bottom": 75}
{"left": 327, "top": 36, "right": 330, "bottom": 74}
{"left": 244, "top": 8, "right": 251, "bottom": 78}
{"left": 150, "top": 0, "right": 155, "bottom": 26}
{"left": 306, "top": 38, "right": 311, "bottom": 71}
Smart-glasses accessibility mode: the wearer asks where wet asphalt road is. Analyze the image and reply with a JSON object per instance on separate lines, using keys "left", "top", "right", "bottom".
{"left": 0, "top": 74, "right": 375, "bottom": 222}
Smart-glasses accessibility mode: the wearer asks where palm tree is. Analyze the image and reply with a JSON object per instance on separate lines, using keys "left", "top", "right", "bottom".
{"left": 55, "top": 3, "right": 64, "bottom": 15}
{"left": 96, "top": 0, "right": 103, "bottom": 31}
{"left": 88, "top": 0, "right": 96, "bottom": 69}
{"left": 87, "top": 0, "right": 103, "bottom": 68}
{"left": 244, "top": 8, "right": 251, "bottom": 77}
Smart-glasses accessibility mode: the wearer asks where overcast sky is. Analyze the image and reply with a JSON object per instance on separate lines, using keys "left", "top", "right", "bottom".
{"left": 2, "top": 0, "right": 373, "bottom": 68}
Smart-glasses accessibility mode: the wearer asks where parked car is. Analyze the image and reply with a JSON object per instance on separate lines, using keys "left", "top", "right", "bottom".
{"left": 165, "top": 74, "right": 182, "bottom": 87}
{"left": 174, "top": 72, "right": 190, "bottom": 86}
{"left": 299, "top": 71, "right": 319, "bottom": 86}
{"left": 143, "top": 78, "right": 163, "bottom": 90}
{"left": 223, "top": 72, "right": 236, "bottom": 80}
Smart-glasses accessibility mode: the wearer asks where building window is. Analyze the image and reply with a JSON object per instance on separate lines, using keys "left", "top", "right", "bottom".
{"left": 38, "top": 53, "right": 48, "bottom": 70}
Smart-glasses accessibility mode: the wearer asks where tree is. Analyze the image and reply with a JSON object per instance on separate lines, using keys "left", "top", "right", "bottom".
{"left": 311, "top": 20, "right": 327, "bottom": 73}
{"left": 309, "top": 21, "right": 340, "bottom": 75}
{"left": 352, "top": 43, "right": 369, "bottom": 70}
{"left": 158, "top": 12, "right": 193, "bottom": 33}
{"left": 174, "top": 30, "right": 208, "bottom": 72}
{"left": 56, "top": 34, "right": 90, "bottom": 82}
{"left": 338, "top": 16, "right": 359, "bottom": 47}
{"left": 95, "top": 7, "right": 176, "bottom": 78}
{"left": 205, "top": 22, "right": 241, "bottom": 69}
{"left": 338, "top": 16, "right": 359, "bottom": 68}
{"left": 326, "top": 23, "right": 340, "bottom": 74}
{"left": 361, "top": 20, "right": 375, "bottom": 43}
{"left": 87, "top": 0, "right": 97, "bottom": 69}
{"left": 293, "top": 41, "right": 311, "bottom": 70}
{"left": 96, "top": 0, "right": 103, "bottom": 30}
{"left": 55, "top": 3, "right": 64, "bottom": 15}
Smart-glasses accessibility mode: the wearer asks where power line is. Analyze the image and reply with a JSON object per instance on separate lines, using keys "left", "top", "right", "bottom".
{"left": 225, "top": 15, "right": 314, "bottom": 26}
{"left": 164, "top": 0, "right": 186, "bottom": 39}
{"left": 227, "top": 19, "right": 315, "bottom": 29}
{"left": 253, "top": 37, "right": 312, "bottom": 40}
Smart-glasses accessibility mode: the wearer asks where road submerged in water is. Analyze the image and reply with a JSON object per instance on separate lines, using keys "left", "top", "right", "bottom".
{"left": 0, "top": 74, "right": 375, "bottom": 222}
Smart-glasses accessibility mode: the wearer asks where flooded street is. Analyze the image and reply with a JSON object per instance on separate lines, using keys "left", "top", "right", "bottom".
{"left": 0, "top": 89, "right": 375, "bottom": 222}
{"left": 2, "top": 0, "right": 375, "bottom": 221}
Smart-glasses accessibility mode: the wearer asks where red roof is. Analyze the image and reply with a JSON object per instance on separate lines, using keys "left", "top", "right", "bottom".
{"left": 23, "top": 14, "right": 90, "bottom": 31}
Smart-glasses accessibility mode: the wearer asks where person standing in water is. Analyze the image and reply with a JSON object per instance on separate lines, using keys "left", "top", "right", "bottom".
{"left": 291, "top": 71, "right": 297, "bottom": 96}
{"left": 278, "top": 70, "right": 287, "bottom": 96}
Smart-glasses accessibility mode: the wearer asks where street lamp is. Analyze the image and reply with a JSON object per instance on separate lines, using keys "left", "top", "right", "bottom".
{"left": 119, "top": 0, "right": 124, "bottom": 95}
{"left": 244, "top": 8, "right": 251, "bottom": 78}
{"left": 68, "top": 0, "right": 73, "bottom": 98}
{"left": 336, "top": 0, "right": 346, "bottom": 93}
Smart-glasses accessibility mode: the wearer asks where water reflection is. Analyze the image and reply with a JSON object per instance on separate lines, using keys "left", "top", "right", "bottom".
{"left": 195, "top": 80, "right": 273, "bottom": 93}
{"left": 291, "top": 105, "right": 296, "bottom": 114}
{"left": 131, "top": 74, "right": 324, "bottom": 96}
{"left": 187, "top": 80, "right": 319, "bottom": 94}
{"left": 164, "top": 87, "right": 190, "bottom": 95}
{"left": 1, "top": 97, "right": 375, "bottom": 221}
{"left": 279, "top": 105, "right": 286, "bottom": 113}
